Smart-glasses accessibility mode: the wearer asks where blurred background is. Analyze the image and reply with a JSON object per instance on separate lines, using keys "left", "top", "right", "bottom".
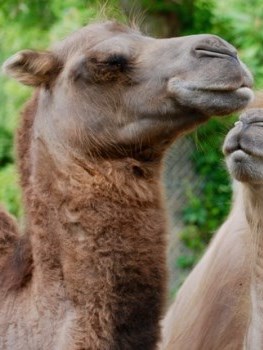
{"left": 1, "top": 0, "right": 263, "bottom": 298}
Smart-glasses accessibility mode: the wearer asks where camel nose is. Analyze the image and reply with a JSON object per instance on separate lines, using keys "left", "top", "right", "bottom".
{"left": 239, "top": 109, "right": 263, "bottom": 125}
{"left": 223, "top": 109, "right": 263, "bottom": 156}
{"left": 193, "top": 36, "right": 238, "bottom": 60}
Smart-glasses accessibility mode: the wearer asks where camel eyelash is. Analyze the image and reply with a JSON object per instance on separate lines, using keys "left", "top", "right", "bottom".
{"left": 105, "top": 54, "right": 130, "bottom": 72}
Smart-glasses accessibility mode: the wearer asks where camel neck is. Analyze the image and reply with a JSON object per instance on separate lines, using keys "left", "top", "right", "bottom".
{"left": 26, "top": 143, "right": 168, "bottom": 349}
{"left": 242, "top": 185, "right": 263, "bottom": 348}
{"left": 243, "top": 185, "right": 263, "bottom": 264}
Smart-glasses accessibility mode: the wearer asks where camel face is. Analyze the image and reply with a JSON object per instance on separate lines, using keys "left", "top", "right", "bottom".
{"left": 224, "top": 109, "right": 263, "bottom": 183}
{"left": 4, "top": 21, "right": 253, "bottom": 157}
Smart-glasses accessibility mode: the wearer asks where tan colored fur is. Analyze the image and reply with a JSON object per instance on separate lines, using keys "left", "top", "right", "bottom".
{"left": 162, "top": 107, "right": 263, "bottom": 350}
{"left": 161, "top": 186, "right": 251, "bottom": 349}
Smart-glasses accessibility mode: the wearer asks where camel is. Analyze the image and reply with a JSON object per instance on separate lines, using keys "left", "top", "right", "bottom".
{"left": 161, "top": 108, "right": 263, "bottom": 350}
{"left": 1, "top": 21, "right": 253, "bottom": 350}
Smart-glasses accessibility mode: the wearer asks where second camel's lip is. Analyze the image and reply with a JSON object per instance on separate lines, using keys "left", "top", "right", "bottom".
{"left": 225, "top": 145, "right": 263, "bottom": 159}
{"left": 227, "top": 149, "right": 250, "bottom": 158}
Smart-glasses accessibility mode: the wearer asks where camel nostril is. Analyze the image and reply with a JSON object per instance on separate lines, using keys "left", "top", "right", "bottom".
{"left": 194, "top": 45, "right": 238, "bottom": 60}
{"left": 240, "top": 109, "right": 263, "bottom": 125}
{"left": 234, "top": 121, "right": 244, "bottom": 127}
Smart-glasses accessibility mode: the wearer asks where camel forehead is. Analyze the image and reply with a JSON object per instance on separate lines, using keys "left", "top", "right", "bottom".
{"left": 53, "top": 21, "right": 143, "bottom": 60}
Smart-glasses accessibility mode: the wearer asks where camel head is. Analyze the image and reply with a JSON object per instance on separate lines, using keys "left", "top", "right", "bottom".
{"left": 3, "top": 21, "right": 253, "bottom": 160}
{"left": 224, "top": 109, "right": 263, "bottom": 184}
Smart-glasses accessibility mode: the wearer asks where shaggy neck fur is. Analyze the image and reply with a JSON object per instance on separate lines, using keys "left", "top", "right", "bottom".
{"left": 161, "top": 182, "right": 263, "bottom": 350}
{"left": 32, "top": 144, "right": 168, "bottom": 349}
{"left": 0, "top": 95, "right": 167, "bottom": 350}
{"left": 243, "top": 185, "right": 263, "bottom": 349}
{"left": 161, "top": 184, "right": 252, "bottom": 350}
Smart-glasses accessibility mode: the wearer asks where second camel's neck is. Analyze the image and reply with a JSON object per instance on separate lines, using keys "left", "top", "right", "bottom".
{"left": 243, "top": 185, "right": 263, "bottom": 349}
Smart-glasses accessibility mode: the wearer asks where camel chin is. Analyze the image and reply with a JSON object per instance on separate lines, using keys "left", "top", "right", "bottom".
{"left": 224, "top": 108, "right": 263, "bottom": 184}
{"left": 226, "top": 150, "right": 263, "bottom": 184}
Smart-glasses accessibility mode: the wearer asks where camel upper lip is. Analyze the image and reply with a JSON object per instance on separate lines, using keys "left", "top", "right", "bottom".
{"left": 229, "top": 149, "right": 248, "bottom": 158}
{"left": 226, "top": 145, "right": 263, "bottom": 159}
{"left": 226, "top": 147, "right": 250, "bottom": 156}
{"left": 240, "top": 116, "right": 263, "bottom": 125}
{"left": 241, "top": 81, "right": 253, "bottom": 89}
{"left": 240, "top": 121, "right": 263, "bottom": 126}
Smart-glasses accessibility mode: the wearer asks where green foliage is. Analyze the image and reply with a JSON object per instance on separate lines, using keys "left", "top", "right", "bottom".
{"left": 179, "top": 120, "right": 234, "bottom": 267}
{"left": 0, "top": 164, "right": 21, "bottom": 217}
{"left": 176, "top": 254, "right": 196, "bottom": 269}
{"left": 0, "top": 127, "right": 13, "bottom": 167}
{"left": 212, "top": 0, "right": 263, "bottom": 88}
{"left": 139, "top": 0, "right": 215, "bottom": 35}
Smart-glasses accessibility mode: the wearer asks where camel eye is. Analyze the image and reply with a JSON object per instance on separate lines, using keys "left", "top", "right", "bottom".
{"left": 106, "top": 54, "right": 129, "bottom": 72}
{"left": 72, "top": 53, "right": 132, "bottom": 84}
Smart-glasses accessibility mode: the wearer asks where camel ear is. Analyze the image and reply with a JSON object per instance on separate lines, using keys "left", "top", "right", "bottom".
{"left": 2, "top": 50, "right": 61, "bottom": 86}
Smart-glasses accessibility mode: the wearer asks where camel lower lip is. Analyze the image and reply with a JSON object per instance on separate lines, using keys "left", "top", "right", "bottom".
{"left": 200, "top": 86, "right": 253, "bottom": 95}
{"left": 230, "top": 86, "right": 253, "bottom": 96}
{"left": 168, "top": 79, "right": 254, "bottom": 98}
{"left": 230, "top": 149, "right": 248, "bottom": 159}
{"left": 230, "top": 147, "right": 263, "bottom": 160}
{"left": 167, "top": 79, "right": 254, "bottom": 115}
{"left": 200, "top": 86, "right": 254, "bottom": 104}
{"left": 229, "top": 149, "right": 260, "bottom": 161}
{"left": 232, "top": 87, "right": 254, "bottom": 102}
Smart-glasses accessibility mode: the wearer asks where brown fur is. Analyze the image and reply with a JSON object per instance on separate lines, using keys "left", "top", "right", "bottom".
{"left": 0, "top": 21, "right": 253, "bottom": 349}
{"left": 3, "top": 50, "right": 61, "bottom": 86}
{"left": 0, "top": 95, "right": 38, "bottom": 294}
